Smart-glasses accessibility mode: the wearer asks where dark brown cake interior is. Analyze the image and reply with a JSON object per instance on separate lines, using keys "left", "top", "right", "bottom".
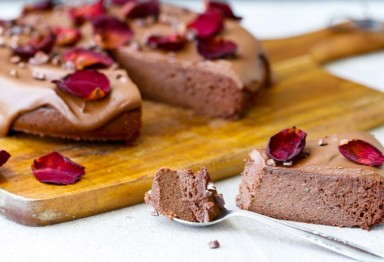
{"left": 145, "top": 167, "right": 225, "bottom": 222}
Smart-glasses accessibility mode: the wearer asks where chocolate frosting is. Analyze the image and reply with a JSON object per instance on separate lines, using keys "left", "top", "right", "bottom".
{"left": 114, "top": 4, "right": 267, "bottom": 92}
{"left": 252, "top": 131, "right": 384, "bottom": 177}
{"left": 0, "top": 8, "right": 141, "bottom": 136}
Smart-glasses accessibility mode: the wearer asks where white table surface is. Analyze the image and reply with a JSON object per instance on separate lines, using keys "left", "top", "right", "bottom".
{"left": 0, "top": 1, "right": 384, "bottom": 262}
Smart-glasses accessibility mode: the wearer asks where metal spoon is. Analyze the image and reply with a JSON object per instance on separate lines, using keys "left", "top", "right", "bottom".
{"left": 174, "top": 208, "right": 384, "bottom": 262}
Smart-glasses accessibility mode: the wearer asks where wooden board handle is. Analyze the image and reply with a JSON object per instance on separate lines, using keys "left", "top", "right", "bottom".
{"left": 311, "top": 29, "right": 384, "bottom": 64}
{"left": 263, "top": 23, "right": 384, "bottom": 64}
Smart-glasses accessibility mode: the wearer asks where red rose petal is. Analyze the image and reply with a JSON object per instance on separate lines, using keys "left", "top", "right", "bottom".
{"left": 54, "top": 27, "right": 82, "bottom": 46}
{"left": 339, "top": 139, "right": 384, "bottom": 167}
{"left": 68, "top": 0, "right": 106, "bottom": 25}
{"left": 31, "top": 152, "right": 85, "bottom": 185}
{"left": 11, "top": 31, "right": 56, "bottom": 59}
{"left": 22, "top": 0, "right": 54, "bottom": 15}
{"left": 53, "top": 69, "right": 111, "bottom": 101}
{"left": 112, "top": 0, "right": 137, "bottom": 5}
{"left": 187, "top": 9, "right": 224, "bottom": 39}
{"left": 146, "top": 34, "right": 187, "bottom": 51}
{"left": 122, "top": 0, "right": 160, "bottom": 20}
{"left": 0, "top": 150, "right": 11, "bottom": 167}
{"left": 92, "top": 15, "right": 134, "bottom": 49}
{"left": 205, "top": 1, "right": 242, "bottom": 20}
{"left": 197, "top": 37, "right": 237, "bottom": 59}
{"left": 266, "top": 127, "right": 307, "bottom": 162}
{"left": 63, "top": 48, "right": 114, "bottom": 69}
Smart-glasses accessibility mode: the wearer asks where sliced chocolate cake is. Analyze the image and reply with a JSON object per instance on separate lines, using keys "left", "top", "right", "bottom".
{"left": 145, "top": 167, "right": 225, "bottom": 222}
{"left": 236, "top": 129, "right": 384, "bottom": 229}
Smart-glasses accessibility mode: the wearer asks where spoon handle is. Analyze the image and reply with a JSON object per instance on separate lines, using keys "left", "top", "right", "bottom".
{"left": 229, "top": 210, "right": 384, "bottom": 262}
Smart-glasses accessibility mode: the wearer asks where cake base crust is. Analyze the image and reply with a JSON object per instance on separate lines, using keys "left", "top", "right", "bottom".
{"left": 12, "top": 107, "right": 141, "bottom": 142}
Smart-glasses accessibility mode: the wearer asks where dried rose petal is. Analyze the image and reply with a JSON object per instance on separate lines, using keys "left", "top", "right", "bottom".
{"left": 112, "top": 0, "right": 137, "bottom": 5}
{"left": 22, "top": 0, "right": 54, "bottom": 15}
{"left": 205, "top": 1, "right": 242, "bottom": 20}
{"left": 11, "top": 31, "right": 56, "bottom": 59}
{"left": 92, "top": 15, "right": 134, "bottom": 49}
{"left": 31, "top": 152, "right": 85, "bottom": 185}
{"left": 68, "top": 0, "right": 106, "bottom": 25}
{"left": 339, "top": 139, "right": 384, "bottom": 167}
{"left": 54, "top": 27, "right": 81, "bottom": 46}
{"left": 63, "top": 48, "right": 114, "bottom": 70}
{"left": 146, "top": 34, "right": 187, "bottom": 51}
{"left": 122, "top": 0, "right": 160, "bottom": 20}
{"left": 0, "top": 150, "right": 11, "bottom": 167}
{"left": 53, "top": 69, "right": 111, "bottom": 101}
{"left": 197, "top": 37, "right": 237, "bottom": 59}
{"left": 187, "top": 9, "right": 224, "bottom": 39}
{"left": 266, "top": 127, "right": 307, "bottom": 162}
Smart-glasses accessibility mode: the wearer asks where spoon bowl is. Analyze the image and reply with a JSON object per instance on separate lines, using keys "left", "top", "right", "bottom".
{"left": 174, "top": 208, "right": 384, "bottom": 262}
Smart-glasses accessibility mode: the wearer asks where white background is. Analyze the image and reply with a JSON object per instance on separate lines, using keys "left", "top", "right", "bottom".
{"left": 0, "top": 1, "right": 384, "bottom": 262}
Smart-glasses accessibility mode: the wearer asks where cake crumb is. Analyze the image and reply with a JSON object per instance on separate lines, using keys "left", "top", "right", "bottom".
{"left": 266, "top": 159, "right": 276, "bottom": 167}
{"left": 10, "top": 55, "right": 21, "bottom": 64}
{"left": 9, "top": 69, "right": 18, "bottom": 78}
{"left": 29, "top": 51, "right": 50, "bottom": 65}
{"left": 208, "top": 240, "right": 220, "bottom": 249}
{"left": 18, "top": 62, "right": 26, "bottom": 68}
{"left": 340, "top": 139, "right": 350, "bottom": 146}
{"left": 318, "top": 138, "right": 328, "bottom": 146}
{"left": 283, "top": 161, "right": 293, "bottom": 167}
{"left": 32, "top": 71, "right": 46, "bottom": 80}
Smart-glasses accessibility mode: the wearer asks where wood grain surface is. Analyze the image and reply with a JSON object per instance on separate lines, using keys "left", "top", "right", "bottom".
{"left": 0, "top": 24, "right": 383, "bottom": 226}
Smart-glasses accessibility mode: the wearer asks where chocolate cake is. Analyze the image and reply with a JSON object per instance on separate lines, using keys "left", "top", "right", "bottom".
{"left": 236, "top": 131, "right": 384, "bottom": 229}
{"left": 145, "top": 167, "right": 225, "bottom": 222}
{"left": 0, "top": 0, "right": 270, "bottom": 141}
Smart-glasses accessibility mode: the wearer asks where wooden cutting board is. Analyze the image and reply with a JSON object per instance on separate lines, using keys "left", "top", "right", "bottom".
{"left": 1, "top": 24, "right": 384, "bottom": 226}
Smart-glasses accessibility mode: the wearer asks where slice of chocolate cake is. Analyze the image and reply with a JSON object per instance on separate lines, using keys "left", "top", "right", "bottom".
{"left": 145, "top": 167, "right": 225, "bottom": 222}
{"left": 113, "top": 4, "right": 270, "bottom": 119}
{"left": 236, "top": 131, "right": 384, "bottom": 229}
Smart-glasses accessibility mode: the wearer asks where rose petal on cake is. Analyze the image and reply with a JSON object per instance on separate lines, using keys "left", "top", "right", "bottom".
{"left": 112, "top": 0, "right": 137, "bottom": 6}
{"left": 146, "top": 34, "right": 187, "bottom": 51}
{"left": 338, "top": 139, "right": 384, "bottom": 167}
{"left": 266, "top": 127, "right": 307, "bottom": 162}
{"left": 11, "top": 31, "right": 56, "bottom": 59}
{"left": 205, "top": 1, "right": 242, "bottom": 20}
{"left": 0, "top": 150, "right": 11, "bottom": 167}
{"left": 92, "top": 15, "right": 134, "bottom": 49}
{"left": 54, "top": 27, "right": 82, "bottom": 46}
{"left": 122, "top": 0, "right": 160, "bottom": 20}
{"left": 187, "top": 9, "right": 224, "bottom": 39}
{"left": 22, "top": 0, "right": 54, "bottom": 15}
{"left": 31, "top": 152, "right": 85, "bottom": 185}
{"left": 68, "top": 0, "right": 106, "bottom": 25}
{"left": 197, "top": 37, "right": 237, "bottom": 59}
{"left": 53, "top": 69, "right": 111, "bottom": 101}
{"left": 63, "top": 48, "right": 114, "bottom": 69}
